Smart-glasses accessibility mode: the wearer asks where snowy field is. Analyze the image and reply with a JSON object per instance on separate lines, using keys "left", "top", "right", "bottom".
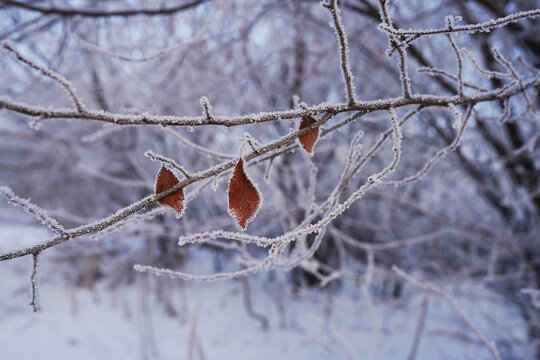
{"left": 0, "top": 224, "right": 533, "bottom": 359}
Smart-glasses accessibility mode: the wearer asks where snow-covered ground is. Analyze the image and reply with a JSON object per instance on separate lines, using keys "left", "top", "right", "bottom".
{"left": 0, "top": 224, "right": 533, "bottom": 359}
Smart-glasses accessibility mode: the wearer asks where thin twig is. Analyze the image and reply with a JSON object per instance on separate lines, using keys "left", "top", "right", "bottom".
{"left": 240, "top": 277, "right": 269, "bottom": 330}
{"left": 446, "top": 34, "right": 464, "bottom": 96}
{"left": 1, "top": 74, "right": 538, "bottom": 126}
{"left": 461, "top": 48, "right": 512, "bottom": 79}
{"left": 0, "top": 186, "right": 66, "bottom": 234}
{"left": 379, "top": 0, "right": 412, "bottom": 98}
{"left": 392, "top": 266, "right": 501, "bottom": 360}
{"left": 324, "top": 0, "right": 356, "bottom": 105}
{"left": 407, "top": 296, "right": 429, "bottom": 360}
{"left": 176, "top": 108, "right": 402, "bottom": 253}
{"left": 417, "top": 67, "right": 488, "bottom": 92}
{"left": 0, "top": 113, "right": 335, "bottom": 261}
{"left": 30, "top": 252, "right": 39, "bottom": 312}
{"left": 2, "top": 41, "right": 87, "bottom": 112}
{"left": 145, "top": 150, "right": 192, "bottom": 179}
{"left": 383, "top": 105, "right": 474, "bottom": 186}
{"left": 379, "top": 9, "right": 540, "bottom": 37}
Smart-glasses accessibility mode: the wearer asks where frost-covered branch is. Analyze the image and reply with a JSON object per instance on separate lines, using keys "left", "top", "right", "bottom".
{"left": 323, "top": 0, "right": 356, "bottom": 105}
{"left": 29, "top": 252, "right": 39, "bottom": 312}
{"left": 1, "top": 0, "right": 539, "bottom": 328}
{"left": 1, "top": 73, "right": 538, "bottom": 126}
{"left": 2, "top": 41, "right": 87, "bottom": 112}
{"left": 176, "top": 109, "right": 402, "bottom": 254}
{"left": 0, "top": 186, "right": 66, "bottom": 235}
{"left": 392, "top": 266, "right": 501, "bottom": 360}
{"left": 492, "top": 48, "right": 534, "bottom": 112}
{"left": 145, "top": 150, "right": 192, "bottom": 179}
{"left": 417, "top": 67, "right": 488, "bottom": 92}
{"left": 330, "top": 227, "right": 462, "bottom": 251}
{"left": 379, "top": 8, "right": 540, "bottom": 37}
{"left": 0, "top": 112, "right": 335, "bottom": 261}
{"left": 378, "top": 0, "right": 412, "bottom": 98}
{"left": 134, "top": 261, "right": 268, "bottom": 281}
{"left": 461, "top": 48, "right": 512, "bottom": 80}
{"left": 384, "top": 105, "right": 474, "bottom": 186}
{"left": 338, "top": 105, "right": 425, "bottom": 192}
{"left": 446, "top": 34, "right": 464, "bottom": 96}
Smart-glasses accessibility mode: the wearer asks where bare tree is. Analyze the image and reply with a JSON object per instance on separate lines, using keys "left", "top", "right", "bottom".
{"left": 0, "top": 0, "right": 539, "bottom": 358}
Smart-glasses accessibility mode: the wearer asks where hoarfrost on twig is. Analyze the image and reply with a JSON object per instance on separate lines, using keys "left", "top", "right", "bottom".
{"left": 2, "top": 41, "right": 87, "bottom": 113}
{"left": 379, "top": 9, "right": 540, "bottom": 38}
{"left": 383, "top": 105, "right": 474, "bottom": 186}
{"left": 324, "top": 0, "right": 357, "bottom": 105}
{"left": 0, "top": 186, "right": 65, "bottom": 235}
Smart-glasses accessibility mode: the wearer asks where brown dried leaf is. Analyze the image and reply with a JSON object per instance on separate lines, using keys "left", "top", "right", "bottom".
{"left": 299, "top": 115, "right": 319, "bottom": 154}
{"left": 155, "top": 166, "right": 185, "bottom": 217}
{"left": 228, "top": 158, "right": 262, "bottom": 230}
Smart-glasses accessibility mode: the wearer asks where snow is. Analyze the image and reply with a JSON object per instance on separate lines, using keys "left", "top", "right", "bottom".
{"left": 0, "top": 223, "right": 52, "bottom": 253}
{"left": 0, "top": 224, "right": 534, "bottom": 359}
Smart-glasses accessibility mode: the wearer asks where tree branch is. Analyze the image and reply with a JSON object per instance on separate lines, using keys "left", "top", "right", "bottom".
{"left": 0, "top": 74, "right": 538, "bottom": 126}
{"left": 324, "top": 0, "right": 357, "bottom": 105}
{"left": 393, "top": 266, "right": 501, "bottom": 360}
{"left": 1, "top": 0, "right": 207, "bottom": 18}
{"left": 2, "top": 41, "right": 87, "bottom": 112}
{"left": 379, "top": 8, "right": 540, "bottom": 37}
{"left": 0, "top": 112, "right": 336, "bottom": 261}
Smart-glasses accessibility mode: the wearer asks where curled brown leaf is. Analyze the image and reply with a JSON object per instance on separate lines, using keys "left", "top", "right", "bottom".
{"left": 155, "top": 166, "right": 185, "bottom": 217}
{"left": 299, "top": 115, "right": 319, "bottom": 154}
{"left": 228, "top": 158, "right": 262, "bottom": 230}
